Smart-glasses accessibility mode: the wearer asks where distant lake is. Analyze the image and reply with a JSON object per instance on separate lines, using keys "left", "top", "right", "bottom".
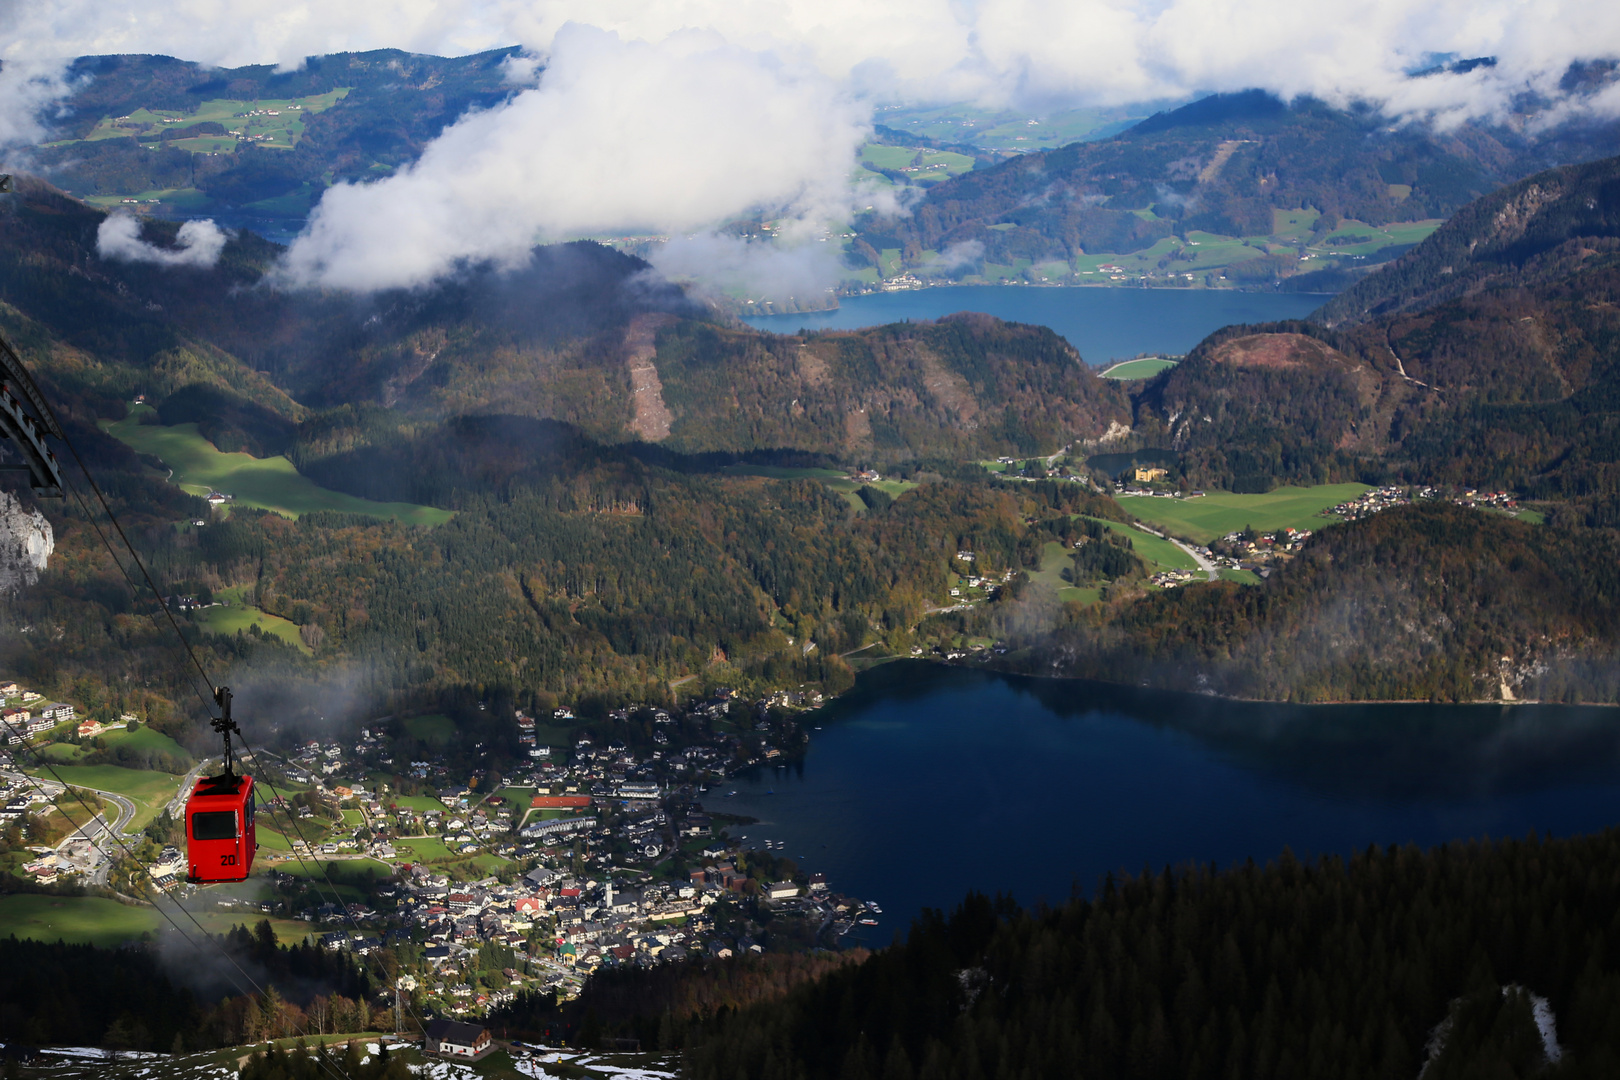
{"left": 704, "top": 662, "right": 1620, "bottom": 942}
{"left": 740, "top": 287, "right": 1327, "bottom": 365}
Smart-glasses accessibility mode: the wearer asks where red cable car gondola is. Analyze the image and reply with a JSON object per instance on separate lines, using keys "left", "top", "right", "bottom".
{"left": 185, "top": 687, "right": 258, "bottom": 884}
{"left": 186, "top": 771, "right": 256, "bottom": 883}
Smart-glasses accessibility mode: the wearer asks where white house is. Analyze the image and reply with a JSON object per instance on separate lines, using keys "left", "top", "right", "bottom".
{"left": 424, "top": 1019, "right": 492, "bottom": 1059}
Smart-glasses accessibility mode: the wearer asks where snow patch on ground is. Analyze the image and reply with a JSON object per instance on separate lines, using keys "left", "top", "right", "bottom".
{"left": 1527, "top": 989, "right": 1563, "bottom": 1063}
{"left": 410, "top": 1062, "right": 483, "bottom": 1080}
{"left": 37, "top": 1048, "right": 164, "bottom": 1060}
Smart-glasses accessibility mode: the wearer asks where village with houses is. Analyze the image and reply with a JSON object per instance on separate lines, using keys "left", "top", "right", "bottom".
{"left": 0, "top": 676, "right": 880, "bottom": 1033}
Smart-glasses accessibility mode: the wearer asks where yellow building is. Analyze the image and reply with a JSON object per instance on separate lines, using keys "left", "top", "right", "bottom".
{"left": 1133, "top": 466, "right": 1169, "bottom": 483}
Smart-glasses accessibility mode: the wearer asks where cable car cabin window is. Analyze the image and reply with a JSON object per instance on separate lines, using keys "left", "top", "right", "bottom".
{"left": 192, "top": 810, "right": 238, "bottom": 840}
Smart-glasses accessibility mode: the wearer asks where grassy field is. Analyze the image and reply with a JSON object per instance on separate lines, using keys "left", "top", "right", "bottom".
{"left": 1099, "top": 358, "right": 1179, "bottom": 380}
{"left": 186, "top": 910, "right": 311, "bottom": 945}
{"left": 402, "top": 713, "right": 457, "bottom": 746}
{"left": 1117, "top": 484, "right": 1371, "bottom": 544}
{"left": 29, "top": 764, "right": 185, "bottom": 830}
{"left": 1028, "top": 521, "right": 1199, "bottom": 602}
{"left": 256, "top": 824, "right": 295, "bottom": 851}
{"left": 0, "top": 894, "right": 160, "bottom": 946}
{"left": 1096, "top": 519, "right": 1201, "bottom": 571}
{"left": 859, "top": 144, "right": 976, "bottom": 183}
{"left": 192, "top": 602, "right": 311, "bottom": 653}
{"left": 35, "top": 725, "right": 190, "bottom": 766}
{"left": 395, "top": 837, "right": 457, "bottom": 863}
{"left": 50, "top": 88, "right": 351, "bottom": 153}
{"left": 82, "top": 186, "right": 215, "bottom": 212}
{"left": 104, "top": 408, "right": 453, "bottom": 526}
{"left": 390, "top": 794, "right": 453, "bottom": 814}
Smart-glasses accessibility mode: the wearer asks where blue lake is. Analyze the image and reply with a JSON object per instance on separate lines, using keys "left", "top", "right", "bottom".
{"left": 740, "top": 287, "right": 1327, "bottom": 365}
{"left": 704, "top": 663, "right": 1620, "bottom": 942}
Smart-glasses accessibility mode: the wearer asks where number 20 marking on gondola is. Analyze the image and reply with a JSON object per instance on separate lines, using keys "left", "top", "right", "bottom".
{"left": 220, "top": 854, "right": 236, "bottom": 866}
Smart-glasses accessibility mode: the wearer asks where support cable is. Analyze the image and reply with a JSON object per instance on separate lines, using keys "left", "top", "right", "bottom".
{"left": 0, "top": 323, "right": 438, "bottom": 1044}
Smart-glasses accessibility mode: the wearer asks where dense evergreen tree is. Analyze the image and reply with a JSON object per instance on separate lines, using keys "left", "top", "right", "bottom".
{"left": 683, "top": 830, "right": 1620, "bottom": 1080}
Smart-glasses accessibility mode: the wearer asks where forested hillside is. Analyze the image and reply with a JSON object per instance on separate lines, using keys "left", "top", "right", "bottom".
{"left": 1118, "top": 155, "right": 1620, "bottom": 518}
{"left": 0, "top": 176, "right": 1125, "bottom": 465}
{"left": 678, "top": 829, "right": 1620, "bottom": 1079}
{"left": 1317, "top": 154, "right": 1620, "bottom": 324}
{"left": 853, "top": 89, "right": 1620, "bottom": 279}
{"left": 30, "top": 50, "right": 522, "bottom": 220}
{"left": 1011, "top": 502, "right": 1620, "bottom": 702}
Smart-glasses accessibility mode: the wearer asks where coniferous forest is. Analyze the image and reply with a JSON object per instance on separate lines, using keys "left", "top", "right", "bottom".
{"left": 677, "top": 830, "right": 1620, "bottom": 1080}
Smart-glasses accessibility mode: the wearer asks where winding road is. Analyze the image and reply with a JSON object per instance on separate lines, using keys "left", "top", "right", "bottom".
{"left": 51, "top": 784, "right": 139, "bottom": 885}
{"left": 1171, "top": 539, "right": 1220, "bottom": 582}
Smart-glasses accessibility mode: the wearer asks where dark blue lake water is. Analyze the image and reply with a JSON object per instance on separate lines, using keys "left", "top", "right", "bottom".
{"left": 703, "top": 663, "right": 1620, "bottom": 942}
{"left": 739, "top": 287, "right": 1326, "bottom": 365}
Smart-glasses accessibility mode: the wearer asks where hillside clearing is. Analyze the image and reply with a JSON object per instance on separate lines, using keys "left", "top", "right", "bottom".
{"left": 104, "top": 407, "right": 453, "bottom": 525}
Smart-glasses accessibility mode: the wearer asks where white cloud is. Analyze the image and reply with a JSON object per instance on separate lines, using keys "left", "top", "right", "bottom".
{"left": 97, "top": 213, "right": 228, "bottom": 268}
{"left": 2, "top": 0, "right": 1619, "bottom": 292}
{"left": 645, "top": 233, "right": 844, "bottom": 305}
{"left": 276, "top": 24, "right": 868, "bottom": 291}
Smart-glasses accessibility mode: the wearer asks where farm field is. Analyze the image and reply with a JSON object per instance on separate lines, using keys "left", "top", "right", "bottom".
{"left": 1099, "top": 357, "right": 1179, "bottom": 379}
{"left": 0, "top": 894, "right": 161, "bottom": 947}
{"left": 192, "top": 602, "right": 310, "bottom": 654}
{"left": 82, "top": 186, "right": 213, "bottom": 212}
{"left": 103, "top": 408, "right": 453, "bottom": 526}
{"left": 1117, "top": 483, "right": 1371, "bottom": 544}
{"left": 390, "top": 793, "right": 453, "bottom": 814}
{"left": 859, "top": 144, "right": 976, "bottom": 183}
{"left": 29, "top": 764, "right": 185, "bottom": 830}
{"left": 47, "top": 89, "right": 351, "bottom": 153}
{"left": 394, "top": 837, "right": 457, "bottom": 863}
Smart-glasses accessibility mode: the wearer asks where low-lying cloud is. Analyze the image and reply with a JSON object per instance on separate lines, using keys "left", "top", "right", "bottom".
{"left": 276, "top": 24, "right": 867, "bottom": 291}
{"left": 97, "top": 213, "right": 228, "bottom": 268}
{"left": 645, "top": 233, "right": 845, "bottom": 306}
{"left": 4, "top": 0, "right": 1620, "bottom": 294}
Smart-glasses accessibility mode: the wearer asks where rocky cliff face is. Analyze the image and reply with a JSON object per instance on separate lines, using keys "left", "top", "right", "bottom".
{"left": 0, "top": 491, "right": 53, "bottom": 594}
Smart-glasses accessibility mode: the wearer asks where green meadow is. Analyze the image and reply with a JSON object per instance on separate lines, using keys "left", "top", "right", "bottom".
{"left": 1028, "top": 519, "right": 1200, "bottom": 602}
{"left": 858, "top": 144, "right": 976, "bottom": 184}
{"left": 1099, "top": 358, "right": 1179, "bottom": 380}
{"left": 1117, "top": 483, "right": 1371, "bottom": 544}
{"left": 1088, "top": 518, "right": 1201, "bottom": 572}
{"left": 28, "top": 763, "right": 185, "bottom": 830}
{"left": 36, "top": 724, "right": 190, "bottom": 766}
{"left": 193, "top": 601, "right": 310, "bottom": 654}
{"left": 51, "top": 88, "right": 351, "bottom": 153}
{"left": 104, "top": 407, "right": 453, "bottom": 525}
{"left": 0, "top": 894, "right": 161, "bottom": 947}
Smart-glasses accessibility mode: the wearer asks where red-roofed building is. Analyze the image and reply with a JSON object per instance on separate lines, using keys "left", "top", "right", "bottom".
{"left": 530, "top": 795, "right": 593, "bottom": 810}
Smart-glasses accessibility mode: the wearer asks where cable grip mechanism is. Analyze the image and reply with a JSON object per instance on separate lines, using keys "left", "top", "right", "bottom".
{"left": 210, "top": 686, "right": 241, "bottom": 778}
